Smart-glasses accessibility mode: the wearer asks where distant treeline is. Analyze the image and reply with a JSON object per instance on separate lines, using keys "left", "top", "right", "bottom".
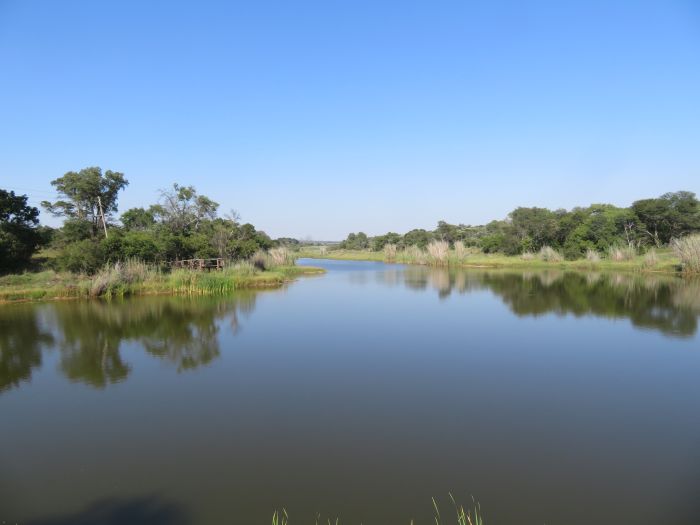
{"left": 340, "top": 191, "right": 700, "bottom": 259}
{"left": 1, "top": 167, "right": 300, "bottom": 274}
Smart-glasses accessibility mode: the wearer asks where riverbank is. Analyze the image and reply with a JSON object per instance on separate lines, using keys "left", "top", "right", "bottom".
{"left": 0, "top": 263, "right": 325, "bottom": 303}
{"left": 298, "top": 247, "right": 683, "bottom": 274}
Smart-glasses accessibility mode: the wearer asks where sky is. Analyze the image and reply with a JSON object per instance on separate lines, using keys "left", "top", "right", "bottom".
{"left": 1, "top": 0, "right": 699, "bottom": 240}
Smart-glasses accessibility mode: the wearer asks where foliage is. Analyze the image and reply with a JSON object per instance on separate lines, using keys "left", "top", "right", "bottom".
{"left": 41, "top": 167, "right": 128, "bottom": 238}
{"left": 0, "top": 189, "right": 41, "bottom": 273}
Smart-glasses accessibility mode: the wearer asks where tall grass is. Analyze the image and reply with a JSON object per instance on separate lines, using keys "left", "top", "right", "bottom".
{"left": 585, "top": 249, "right": 601, "bottom": 263}
{"left": 90, "top": 259, "right": 156, "bottom": 298}
{"left": 538, "top": 246, "right": 563, "bottom": 263}
{"left": 453, "top": 241, "right": 468, "bottom": 261}
{"left": 643, "top": 248, "right": 659, "bottom": 269}
{"left": 426, "top": 240, "right": 449, "bottom": 265}
{"left": 384, "top": 242, "right": 398, "bottom": 261}
{"left": 270, "top": 495, "right": 484, "bottom": 525}
{"left": 399, "top": 245, "right": 428, "bottom": 265}
{"left": 672, "top": 234, "right": 700, "bottom": 273}
{"left": 269, "top": 246, "right": 295, "bottom": 267}
{"left": 608, "top": 245, "right": 636, "bottom": 261}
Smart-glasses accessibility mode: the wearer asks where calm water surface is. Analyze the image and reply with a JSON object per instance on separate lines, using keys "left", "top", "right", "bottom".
{"left": 2, "top": 259, "right": 700, "bottom": 524}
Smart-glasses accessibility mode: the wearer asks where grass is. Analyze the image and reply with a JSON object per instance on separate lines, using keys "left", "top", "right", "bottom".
{"left": 270, "top": 495, "right": 483, "bottom": 525}
{"left": 0, "top": 257, "right": 324, "bottom": 303}
{"left": 298, "top": 245, "right": 682, "bottom": 274}
{"left": 672, "top": 234, "right": 700, "bottom": 273}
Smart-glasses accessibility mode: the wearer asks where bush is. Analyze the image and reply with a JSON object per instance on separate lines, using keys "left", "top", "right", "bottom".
{"left": 672, "top": 235, "right": 700, "bottom": 273}
{"left": 57, "top": 239, "right": 105, "bottom": 274}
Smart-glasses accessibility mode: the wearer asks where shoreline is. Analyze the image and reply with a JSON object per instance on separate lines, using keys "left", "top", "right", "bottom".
{"left": 298, "top": 249, "right": 685, "bottom": 275}
{"left": 0, "top": 265, "right": 325, "bottom": 304}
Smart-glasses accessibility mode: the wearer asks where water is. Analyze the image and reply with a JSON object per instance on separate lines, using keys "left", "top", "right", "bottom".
{"left": 2, "top": 259, "right": 700, "bottom": 524}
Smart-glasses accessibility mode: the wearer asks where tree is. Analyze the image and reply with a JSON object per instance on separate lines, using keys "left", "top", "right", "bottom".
{"left": 632, "top": 191, "right": 700, "bottom": 246}
{"left": 41, "top": 167, "right": 128, "bottom": 238}
{"left": 152, "top": 183, "right": 219, "bottom": 233}
{"left": 0, "top": 190, "right": 41, "bottom": 273}
{"left": 120, "top": 207, "right": 156, "bottom": 231}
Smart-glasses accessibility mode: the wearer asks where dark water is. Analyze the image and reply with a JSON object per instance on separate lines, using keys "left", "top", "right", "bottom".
{"left": 2, "top": 259, "right": 700, "bottom": 524}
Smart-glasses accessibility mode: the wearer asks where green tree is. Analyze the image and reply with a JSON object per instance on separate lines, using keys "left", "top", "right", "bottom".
{"left": 41, "top": 167, "right": 128, "bottom": 238}
{"left": 632, "top": 191, "right": 700, "bottom": 246}
{"left": 152, "top": 183, "right": 219, "bottom": 234}
{"left": 0, "top": 190, "right": 41, "bottom": 273}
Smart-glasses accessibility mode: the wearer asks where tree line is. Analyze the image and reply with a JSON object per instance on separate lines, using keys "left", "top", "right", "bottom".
{"left": 340, "top": 191, "right": 700, "bottom": 259}
{"left": 1, "top": 167, "right": 289, "bottom": 274}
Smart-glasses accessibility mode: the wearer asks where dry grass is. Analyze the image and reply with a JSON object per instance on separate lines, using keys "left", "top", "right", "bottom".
{"left": 454, "top": 241, "right": 468, "bottom": 261}
{"left": 521, "top": 251, "right": 535, "bottom": 261}
{"left": 538, "top": 246, "right": 563, "bottom": 263}
{"left": 269, "top": 246, "right": 295, "bottom": 267}
{"left": 643, "top": 248, "right": 659, "bottom": 269}
{"left": 586, "top": 249, "right": 601, "bottom": 263}
{"left": 672, "top": 235, "right": 700, "bottom": 273}
{"left": 90, "top": 259, "right": 156, "bottom": 297}
{"left": 383, "top": 243, "right": 398, "bottom": 261}
{"left": 608, "top": 245, "right": 636, "bottom": 261}
{"left": 426, "top": 240, "right": 449, "bottom": 265}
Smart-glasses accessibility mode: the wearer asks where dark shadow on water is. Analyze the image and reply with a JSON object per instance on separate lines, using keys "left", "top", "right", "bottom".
{"left": 26, "top": 496, "right": 191, "bottom": 525}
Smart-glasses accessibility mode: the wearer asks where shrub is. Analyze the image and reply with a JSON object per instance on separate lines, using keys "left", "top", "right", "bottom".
{"left": 539, "top": 246, "right": 563, "bottom": 262}
{"left": 672, "top": 235, "right": 700, "bottom": 273}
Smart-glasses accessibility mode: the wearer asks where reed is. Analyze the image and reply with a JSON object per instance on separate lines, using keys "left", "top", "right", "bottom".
{"left": 520, "top": 251, "right": 535, "bottom": 261}
{"left": 453, "top": 241, "right": 468, "bottom": 261}
{"left": 426, "top": 240, "right": 449, "bottom": 265}
{"left": 671, "top": 234, "right": 700, "bottom": 273}
{"left": 538, "top": 246, "right": 563, "bottom": 263}
{"left": 269, "top": 246, "right": 295, "bottom": 267}
{"left": 383, "top": 243, "right": 398, "bottom": 261}
{"left": 643, "top": 248, "right": 659, "bottom": 269}
{"left": 608, "top": 245, "right": 636, "bottom": 261}
{"left": 585, "top": 249, "right": 601, "bottom": 263}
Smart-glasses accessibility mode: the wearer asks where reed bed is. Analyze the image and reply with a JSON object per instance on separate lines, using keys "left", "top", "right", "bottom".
{"left": 538, "top": 246, "right": 563, "bottom": 263}
{"left": 643, "top": 248, "right": 659, "bottom": 269}
{"left": 383, "top": 242, "right": 398, "bottom": 261}
{"left": 427, "top": 240, "right": 450, "bottom": 265}
{"left": 608, "top": 245, "right": 636, "bottom": 261}
{"left": 672, "top": 234, "right": 700, "bottom": 273}
{"left": 585, "top": 249, "right": 601, "bottom": 263}
{"left": 453, "top": 241, "right": 468, "bottom": 261}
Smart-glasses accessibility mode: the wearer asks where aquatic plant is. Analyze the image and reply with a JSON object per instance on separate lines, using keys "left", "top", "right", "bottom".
{"left": 643, "top": 248, "right": 659, "bottom": 269}
{"left": 608, "top": 245, "right": 636, "bottom": 261}
{"left": 520, "top": 251, "right": 535, "bottom": 261}
{"left": 454, "top": 241, "right": 468, "bottom": 261}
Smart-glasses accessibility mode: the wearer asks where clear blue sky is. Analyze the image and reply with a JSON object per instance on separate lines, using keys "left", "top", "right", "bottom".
{"left": 1, "top": 1, "right": 699, "bottom": 240}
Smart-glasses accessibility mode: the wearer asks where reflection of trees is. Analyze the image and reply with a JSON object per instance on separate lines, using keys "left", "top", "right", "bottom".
{"left": 384, "top": 266, "right": 700, "bottom": 338}
{"left": 0, "top": 305, "right": 54, "bottom": 392}
{"left": 49, "top": 293, "right": 257, "bottom": 387}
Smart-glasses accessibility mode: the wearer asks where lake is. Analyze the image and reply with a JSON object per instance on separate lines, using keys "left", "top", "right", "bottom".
{"left": 2, "top": 259, "right": 700, "bottom": 524}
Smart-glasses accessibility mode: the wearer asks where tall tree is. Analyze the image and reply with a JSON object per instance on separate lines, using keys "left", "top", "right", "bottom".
{"left": 0, "top": 189, "right": 41, "bottom": 273}
{"left": 152, "top": 183, "right": 219, "bottom": 233}
{"left": 41, "top": 167, "right": 128, "bottom": 238}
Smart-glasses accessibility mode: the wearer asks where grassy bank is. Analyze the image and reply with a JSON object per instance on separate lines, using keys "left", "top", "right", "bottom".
{"left": 298, "top": 245, "right": 684, "bottom": 274}
{"left": 0, "top": 261, "right": 324, "bottom": 303}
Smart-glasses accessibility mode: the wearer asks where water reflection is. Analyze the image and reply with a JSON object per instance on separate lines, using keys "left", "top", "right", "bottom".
{"left": 0, "top": 293, "right": 258, "bottom": 393}
{"left": 380, "top": 266, "right": 700, "bottom": 337}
